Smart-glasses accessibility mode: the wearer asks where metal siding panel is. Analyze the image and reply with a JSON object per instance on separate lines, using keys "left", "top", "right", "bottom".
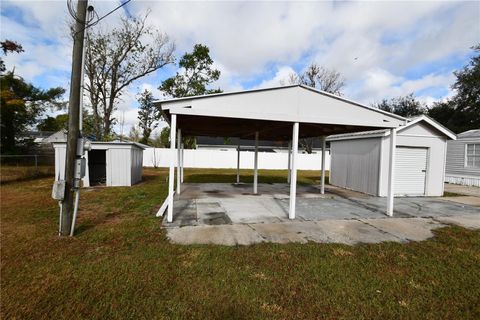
{"left": 130, "top": 148, "right": 143, "bottom": 184}
{"left": 106, "top": 149, "right": 112, "bottom": 186}
{"left": 108, "top": 149, "right": 131, "bottom": 186}
{"left": 130, "top": 149, "right": 135, "bottom": 184}
{"left": 394, "top": 147, "right": 427, "bottom": 195}
{"left": 329, "top": 138, "right": 380, "bottom": 195}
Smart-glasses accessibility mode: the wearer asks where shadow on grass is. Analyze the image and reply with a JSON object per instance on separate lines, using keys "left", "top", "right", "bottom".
{"left": 0, "top": 173, "right": 54, "bottom": 186}
{"left": 74, "top": 222, "right": 95, "bottom": 236}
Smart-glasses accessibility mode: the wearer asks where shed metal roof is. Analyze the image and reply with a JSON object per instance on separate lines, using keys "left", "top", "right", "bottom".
{"left": 155, "top": 85, "right": 407, "bottom": 140}
{"left": 326, "top": 115, "right": 456, "bottom": 141}
{"left": 52, "top": 141, "right": 147, "bottom": 150}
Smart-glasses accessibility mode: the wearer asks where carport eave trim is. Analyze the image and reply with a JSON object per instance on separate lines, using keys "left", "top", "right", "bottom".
{"left": 168, "top": 107, "right": 400, "bottom": 130}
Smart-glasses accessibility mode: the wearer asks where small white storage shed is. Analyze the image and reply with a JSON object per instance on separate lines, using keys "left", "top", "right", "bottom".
{"left": 327, "top": 116, "right": 456, "bottom": 197}
{"left": 53, "top": 141, "right": 145, "bottom": 187}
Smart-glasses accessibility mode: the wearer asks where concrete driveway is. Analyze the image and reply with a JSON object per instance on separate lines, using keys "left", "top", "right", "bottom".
{"left": 164, "top": 183, "right": 480, "bottom": 246}
{"left": 443, "top": 183, "right": 480, "bottom": 206}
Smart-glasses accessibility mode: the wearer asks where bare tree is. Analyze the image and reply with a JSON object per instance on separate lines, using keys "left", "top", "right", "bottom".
{"left": 288, "top": 63, "right": 345, "bottom": 95}
{"left": 84, "top": 13, "right": 175, "bottom": 140}
{"left": 288, "top": 63, "right": 345, "bottom": 153}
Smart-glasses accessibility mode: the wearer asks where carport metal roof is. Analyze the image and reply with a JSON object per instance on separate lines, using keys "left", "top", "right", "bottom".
{"left": 154, "top": 85, "right": 407, "bottom": 223}
{"left": 155, "top": 85, "right": 406, "bottom": 140}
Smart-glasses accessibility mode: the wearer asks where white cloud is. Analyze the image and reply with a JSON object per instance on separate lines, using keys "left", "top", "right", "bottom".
{"left": 351, "top": 67, "right": 456, "bottom": 106}
{"left": 2, "top": 0, "right": 478, "bottom": 136}
{"left": 254, "top": 66, "right": 295, "bottom": 89}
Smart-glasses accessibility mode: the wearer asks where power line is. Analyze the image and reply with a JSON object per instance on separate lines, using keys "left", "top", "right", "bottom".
{"left": 89, "top": 0, "right": 132, "bottom": 27}
{"left": 68, "top": 0, "right": 133, "bottom": 35}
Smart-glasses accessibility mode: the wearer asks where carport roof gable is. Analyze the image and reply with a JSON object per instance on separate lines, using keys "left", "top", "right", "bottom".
{"left": 156, "top": 85, "right": 406, "bottom": 129}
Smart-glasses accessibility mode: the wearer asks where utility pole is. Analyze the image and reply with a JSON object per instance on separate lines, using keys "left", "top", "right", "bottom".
{"left": 60, "top": 0, "right": 88, "bottom": 236}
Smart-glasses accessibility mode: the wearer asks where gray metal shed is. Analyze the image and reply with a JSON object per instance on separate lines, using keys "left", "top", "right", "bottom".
{"left": 445, "top": 129, "right": 480, "bottom": 186}
{"left": 53, "top": 141, "right": 145, "bottom": 187}
{"left": 327, "top": 116, "right": 456, "bottom": 197}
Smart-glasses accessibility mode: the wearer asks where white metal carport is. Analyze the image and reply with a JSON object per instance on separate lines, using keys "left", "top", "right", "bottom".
{"left": 155, "top": 85, "right": 407, "bottom": 222}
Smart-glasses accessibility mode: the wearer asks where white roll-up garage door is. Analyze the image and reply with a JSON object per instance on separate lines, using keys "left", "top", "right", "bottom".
{"left": 394, "top": 147, "right": 428, "bottom": 196}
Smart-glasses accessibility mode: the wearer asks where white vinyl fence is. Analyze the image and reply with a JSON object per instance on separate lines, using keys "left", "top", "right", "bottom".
{"left": 143, "top": 148, "right": 330, "bottom": 170}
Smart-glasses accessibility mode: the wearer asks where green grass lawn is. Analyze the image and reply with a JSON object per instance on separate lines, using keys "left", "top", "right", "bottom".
{"left": 1, "top": 168, "right": 479, "bottom": 319}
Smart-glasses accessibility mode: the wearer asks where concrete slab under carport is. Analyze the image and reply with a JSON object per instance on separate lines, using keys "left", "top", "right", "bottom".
{"left": 167, "top": 219, "right": 447, "bottom": 246}
{"left": 163, "top": 183, "right": 480, "bottom": 246}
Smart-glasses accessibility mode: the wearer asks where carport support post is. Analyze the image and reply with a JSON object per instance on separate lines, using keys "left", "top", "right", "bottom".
{"left": 254, "top": 131, "right": 259, "bottom": 194}
{"left": 287, "top": 140, "right": 292, "bottom": 184}
{"left": 387, "top": 128, "right": 397, "bottom": 217}
{"left": 321, "top": 136, "right": 326, "bottom": 194}
{"left": 180, "top": 143, "right": 184, "bottom": 183}
{"left": 236, "top": 143, "right": 240, "bottom": 184}
{"left": 177, "top": 129, "right": 181, "bottom": 195}
{"left": 289, "top": 122, "right": 299, "bottom": 219}
{"left": 167, "top": 114, "right": 177, "bottom": 223}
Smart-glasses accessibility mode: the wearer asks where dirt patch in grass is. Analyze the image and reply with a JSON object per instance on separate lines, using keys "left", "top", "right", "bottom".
{"left": 1, "top": 168, "right": 480, "bottom": 319}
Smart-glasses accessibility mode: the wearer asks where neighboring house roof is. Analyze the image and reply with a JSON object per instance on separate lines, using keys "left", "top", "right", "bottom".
{"left": 327, "top": 115, "right": 457, "bottom": 141}
{"left": 18, "top": 130, "right": 55, "bottom": 143}
{"left": 43, "top": 130, "right": 67, "bottom": 144}
{"left": 457, "top": 129, "right": 480, "bottom": 139}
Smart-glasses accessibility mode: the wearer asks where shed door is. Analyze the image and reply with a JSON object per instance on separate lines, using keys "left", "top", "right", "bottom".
{"left": 394, "top": 147, "right": 428, "bottom": 196}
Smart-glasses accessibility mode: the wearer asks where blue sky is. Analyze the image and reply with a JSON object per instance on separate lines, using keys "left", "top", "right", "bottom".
{"left": 1, "top": 0, "right": 479, "bottom": 134}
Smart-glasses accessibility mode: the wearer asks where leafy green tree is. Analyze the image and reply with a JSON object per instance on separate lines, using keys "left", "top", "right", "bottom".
{"left": 427, "top": 45, "right": 479, "bottom": 133}
{"left": 450, "top": 44, "right": 479, "bottom": 131}
{"left": 128, "top": 125, "right": 141, "bottom": 142}
{"left": 1, "top": 40, "right": 23, "bottom": 73}
{"left": 137, "top": 89, "right": 159, "bottom": 144}
{"left": 37, "top": 114, "right": 68, "bottom": 132}
{"left": 154, "top": 126, "right": 196, "bottom": 149}
{"left": 159, "top": 44, "right": 221, "bottom": 148}
{"left": 373, "top": 93, "right": 426, "bottom": 118}
{"left": 1, "top": 73, "right": 65, "bottom": 153}
{"left": 427, "top": 101, "right": 456, "bottom": 130}
{"left": 150, "top": 129, "right": 167, "bottom": 148}
{"left": 1, "top": 40, "right": 65, "bottom": 153}
{"left": 159, "top": 44, "right": 221, "bottom": 97}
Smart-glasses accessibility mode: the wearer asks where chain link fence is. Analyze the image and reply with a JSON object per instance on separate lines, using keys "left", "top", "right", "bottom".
{"left": 0, "top": 154, "right": 55, "bottom": 184}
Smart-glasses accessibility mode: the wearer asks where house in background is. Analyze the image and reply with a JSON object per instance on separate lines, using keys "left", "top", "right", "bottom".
{"left": 445, "top": 129, "right": 480, "bottom": 187}
{"left": 327, "top": 115, "right": 456, "bottom": 197}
